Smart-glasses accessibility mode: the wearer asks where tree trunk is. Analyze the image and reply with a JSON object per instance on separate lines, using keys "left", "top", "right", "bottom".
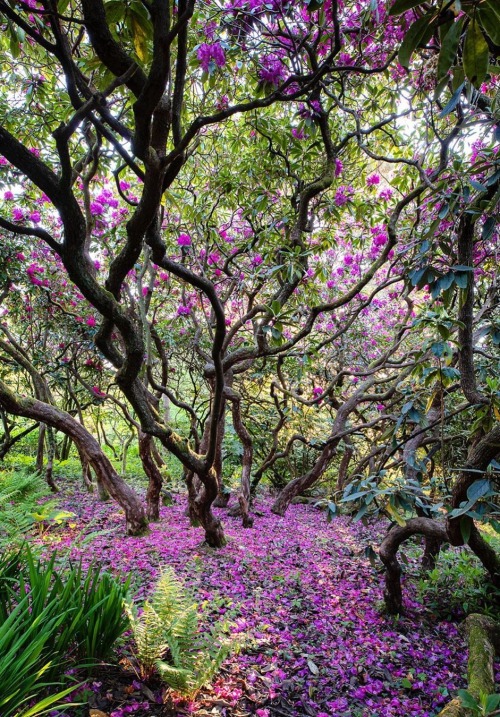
{"left": 187, "top": 468, "right": 226, "bottom": 547}
{"left": 447, "top": 423, "right": 500, "bottom": 548}
{"left": 379, "top": 518, "right": 448, "bottom": 614}
{"left": 468, "top": 525, "right": 500, "bottom": 586}
{"left": 336, "top": 439, "right": 354, "bottom": 493}
{"left": 60, "top": 433, "right": 72, "bottom": 461}
{"left": 36, "top": 423, "right": 45, "bottom": 473}
{"left": 151, "top": 439, "right": 166, "bottom": 468}
{"left": 78, "top": 447, "right": 94, "bottom": 493}
{"left": 139, "top": 430, "right": 163, "bottom": 521}
{"left": 121, "top": 430, "right": 134, "bottom": 477}
{"left": 0, "top": 380, "right": 148, "bottom": 535}
{"left": 271, "top": 385, "right": 370, "bottom": 516}
{"left": 271, "top": 440, "right": 337, "bottom": 516}
{"left": 226, "top": 386, "right": 254, "bottom": 528}
{"left": 436, "top": 614, "right": 499, "bottom": 717}
{"left": 45, "top": 426, "right": 58, "bottom": 492}
{"left": 184, "top": 407, "right": 227, "bottom": 545}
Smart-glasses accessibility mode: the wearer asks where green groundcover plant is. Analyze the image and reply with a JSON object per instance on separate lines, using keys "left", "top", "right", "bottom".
{"left": 0, "top": 546, "right": 130, "bottom": 717}
{"left": 125, "top": 567, "right": 237, "bottom": 698}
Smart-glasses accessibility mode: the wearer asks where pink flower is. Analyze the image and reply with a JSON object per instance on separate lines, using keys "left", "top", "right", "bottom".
{"left": 16, "top": 252, "right": 25, "bottom": 261}
{"left": 90, "top": 201, "right": 104, "bottom": 215}
{"left": 372, "top": 231, "right": 387, "bottom": 247}
{"left": 197, "top": 42, "right": 226, "bottom": 72}
{"left": 251, "top": 254, "right": 263, "bottom": 267}
{"left": 379, "top": 188, "right": 393, "bottom": 201}
{"left": 259, "top": 54, "right": 287, "bottom": 86}
{"left": 334, "top": 185, "right": 354, "bottom": 207}
{"left": 86, "top": 316, "right": 97, "bottom": 327}
{"left": 334, "top": 158, "right": 343, "bottom": 177}
{"left": 177, "top": 305, "right": 191, "bottom": 316}
{"left": 12, "top": 208, "right": 25, "bottom": 222}
{"left": 29, "top": 211, "right": 41, "bottom": 223}
{"left": 337, "top": 52, "right": 352, "bottom": 65}
{"left": 177, "top": 233, "right": 191, "bottom": 247}
{"left": 3, "top": 191, "right": 14, "bottom": 201}
{"left": 312, "top": 386, "right": 323, "bottom": 398}
{"left": 292, "top": 127, "right": 307, "bottom": 140}
{"left": 367, "top": 173, "right": 380, "bottom": 186}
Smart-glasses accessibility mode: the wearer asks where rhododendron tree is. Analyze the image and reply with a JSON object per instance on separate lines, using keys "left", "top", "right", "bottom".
{"left": 0, "top": 0, "right": 498, "bottom": 582}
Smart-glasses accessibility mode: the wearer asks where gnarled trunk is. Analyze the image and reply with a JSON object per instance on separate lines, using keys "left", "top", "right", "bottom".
{"left": 189, "top": 469, "right": 226, "bottom": 547}
{"left": 45, "top": 426, "right": 58, "bottom": 492}
{"left": 447, "top": 423, "right": 500, "bottom": 548}
{"left": 226, "top": 386, "right": 253, "bottom": 528}
{"left": 36, "top": 423, "right": 45, "bottom": 473}
{"left": 139, "top": 430, "right": 163, "bottom": 521}
{"left": 271, "top": 439, "right": 338, "bottom": 516}
{"left": 0, "top": 380, "right": 147, "bottom": 535}
{"left": 436, "top": 614, "right": 500, "bottom": 717}
{"left": 379, "top": 518, "right": 448, "bottom": 614}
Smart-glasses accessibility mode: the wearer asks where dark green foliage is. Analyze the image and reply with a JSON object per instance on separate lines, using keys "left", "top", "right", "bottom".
{"left": 0, "top": 546, "right": 130, "bottom": 716}
{"left": 417, "top": 541, "right": 500, "bottom": 619}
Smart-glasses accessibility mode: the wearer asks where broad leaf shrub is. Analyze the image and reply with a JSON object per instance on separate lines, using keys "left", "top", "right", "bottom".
{"left": 125, "top": 567, "right": 236, "bottom": 697}
{"left": 0, "top": 546, "right": 130, "bottom": 716}
{"left": 417, "top": 537, "right": 500, "bottom": 619}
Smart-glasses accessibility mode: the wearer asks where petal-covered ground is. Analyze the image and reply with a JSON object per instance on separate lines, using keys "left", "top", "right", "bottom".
{"left": 39, "top": 489, "right": 467, "bottom": 717}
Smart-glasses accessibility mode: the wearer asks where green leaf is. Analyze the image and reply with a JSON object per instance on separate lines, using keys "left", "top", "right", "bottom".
{"left": 386, "top": 501, "right": 406, "bottom": 526}
{"left": 460, "top": 516, "right": 472, "bottom": 544}
{"left": 21, "top": 688, "right": 81, "bottom": 717}
{"left": 438, "top": 18, "right": 464, "bottom": 81}
{"left": 439, "top": 82, "right": 465, "bottom": 117}
{"left": 388, "top": 0, "right": 427, "bottom": 16}
{"left": 485, "top": 694, "right": 500, "bottom": 713}
{"left": 463, "top": 18, "right": 489, "bottom": 88}
{"left": 477, "top": 0, "right": 500, "bottom": 45}
{"left": 482, "top": 217, "right": 496, "bottom": 241}
{"left": 398, "top": 14, "right": 435, "bottom": 68}
{"left": 457, "top": 689, "right": 478, "bottom": 710}
{"left": 466, "top": 478, "right": 490, "bottom": 503}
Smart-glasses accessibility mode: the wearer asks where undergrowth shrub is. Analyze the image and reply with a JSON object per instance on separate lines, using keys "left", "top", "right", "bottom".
{"left": 125, "top": 567, "right": 236, "bottom": 697}
{"left": 417, "top": 540, "right": 500, "bottom": 619}
{"left": 0, "top": 546, "right": 130, "bottom": 716}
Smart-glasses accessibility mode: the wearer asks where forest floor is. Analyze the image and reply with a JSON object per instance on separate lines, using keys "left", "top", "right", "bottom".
{"left": 36, "top": 488, "right": 472, "bottom": 717}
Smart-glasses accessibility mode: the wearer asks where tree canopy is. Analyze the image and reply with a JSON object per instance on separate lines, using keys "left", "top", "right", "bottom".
{"left": 0, "top": 0, "right": 499, "bottom": 608}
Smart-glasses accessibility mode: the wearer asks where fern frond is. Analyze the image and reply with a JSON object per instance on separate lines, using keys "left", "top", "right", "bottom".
{"left": 156, "top": 661, "right": 194, "bottom": 694}
{"left": 126, "top": 567, "right": 235, "bottom": 697}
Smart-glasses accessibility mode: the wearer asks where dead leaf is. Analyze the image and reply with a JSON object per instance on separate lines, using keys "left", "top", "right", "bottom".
{"left": 89, "top": 710, "right": 109, "bottom": 717}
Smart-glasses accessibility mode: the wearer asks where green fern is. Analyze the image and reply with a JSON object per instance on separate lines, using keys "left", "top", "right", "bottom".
{"left": 0, "top": 470, "right": 51, "bottom": 548}
{"left": 126, "top": 567, "right": 235, "bottom": 696}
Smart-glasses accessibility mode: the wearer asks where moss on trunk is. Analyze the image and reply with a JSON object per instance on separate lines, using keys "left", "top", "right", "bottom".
{"left": 436, "top": 614, "right": 499, "bottom": 717}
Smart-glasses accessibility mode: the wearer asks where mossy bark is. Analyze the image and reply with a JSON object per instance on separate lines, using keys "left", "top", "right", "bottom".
{"left": 436, "top": 614, "right": 499, "bottom": 717}
{"left": 465, "top": 614, "right": 497, "bottom": 698}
